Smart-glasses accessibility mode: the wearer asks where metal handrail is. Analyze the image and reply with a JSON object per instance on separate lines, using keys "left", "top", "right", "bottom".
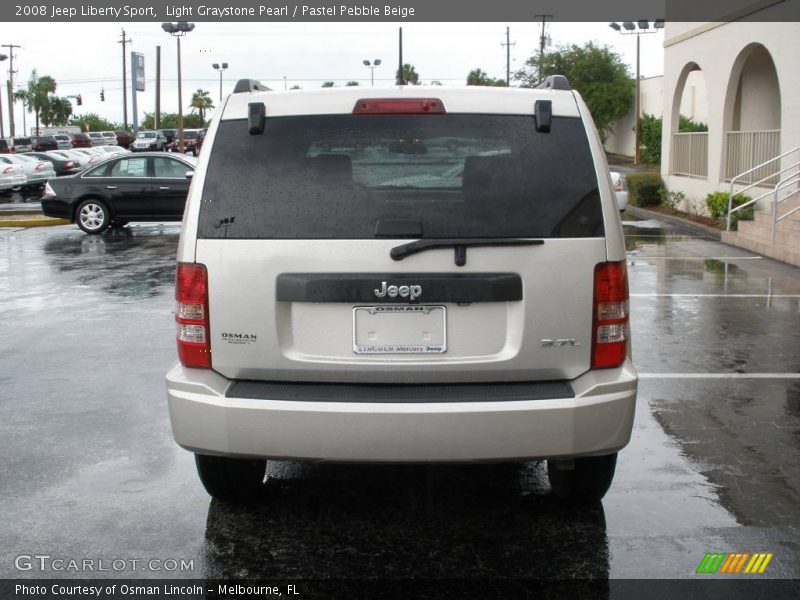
{"left": 772, "top": 172, "right": 800, "bottom": 244}
{"left": 727, "top": 147, "right": 800, "bottom": 231}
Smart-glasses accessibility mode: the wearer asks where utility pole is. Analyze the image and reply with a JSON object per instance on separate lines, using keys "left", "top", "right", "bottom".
{"left": 0, "top": 54, "right": 6, "bottom": 139}
{"left": 501, "top": 26, "right": 515, "bottom": 86}
{"left": 118, "top": 29, "right": 132, "bottom": 130}
{"left": 155, "top": 46, "right": 161, "bottom": 130}
{"left": 396, "top": 27, "right": 405, "bottom": 85}
{"left": 2, "top": 44, "right": 21, "bottom": 137}
{"left": 534, "top": 14, "right": 552, "bottom": 84}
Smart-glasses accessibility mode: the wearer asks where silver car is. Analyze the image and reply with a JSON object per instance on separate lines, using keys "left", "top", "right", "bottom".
{"left": 166, "top": 79, "right": 637, "bottom": 504}
{"left": 88, "top": 132, "right": 105, "bottom": 146}
{"left": 0, "top": 156, "right": 27, "bottom": 190}
{"left": 3, "top": 153, "right": 56, "bottom": 186}
{"left": 53, "top": 134, "right": 73, "bottom": 150}
{"left": 101, "top": 131, "right": 118, "bottom": 146}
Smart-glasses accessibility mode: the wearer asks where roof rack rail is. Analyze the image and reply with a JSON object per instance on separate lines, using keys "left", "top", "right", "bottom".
{"left": 233, "top": 79, "right": 272, "bottom": 94}
{"left": 536, "top": 75, "right": 571, "bottom": 91}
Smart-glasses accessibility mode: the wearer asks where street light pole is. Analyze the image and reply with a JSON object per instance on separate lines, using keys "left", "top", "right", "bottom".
{"left": 0, "top": 54, "right": 6, "bottom": 139}
{"left": 162, "top": 21, "right": 195, "bottom": 154}
{"left": 212, "top": 62, "right": 228, "bottom": 101}
{"left": 609, "top": 20, "right": 664, "bottom": 165}
{"left": 362, "top": 59, "right": 381, "bottom": 86}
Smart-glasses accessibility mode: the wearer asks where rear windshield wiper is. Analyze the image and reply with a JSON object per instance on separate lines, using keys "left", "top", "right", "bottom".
{"left": 390, "top": 238, "right": 545, "bottom": 267}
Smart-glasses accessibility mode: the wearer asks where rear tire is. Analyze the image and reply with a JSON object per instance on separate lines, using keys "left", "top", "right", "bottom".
{"left": 547, "top": 453, "right": 617, "bottom": 504}
{"left": 76, "top": 199, "right": 111, "bottom": 234}
{"left": 194, "top": 454, "right": 267, "bottom": 502}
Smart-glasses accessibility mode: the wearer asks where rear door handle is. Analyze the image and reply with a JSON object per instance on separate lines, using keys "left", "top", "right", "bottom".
{"left": 105, "top": 185, "right": 117, "bottom": 190}
{"left": 159, "top": 186, "right": 171, "bottom": 190}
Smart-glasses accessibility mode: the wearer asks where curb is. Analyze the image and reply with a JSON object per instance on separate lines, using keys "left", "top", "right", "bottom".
{"left": 0, "top": 217, "right": 70, "bottom": 228}
{"left": 625, "top": 206, "right": 722, "bottom": 241}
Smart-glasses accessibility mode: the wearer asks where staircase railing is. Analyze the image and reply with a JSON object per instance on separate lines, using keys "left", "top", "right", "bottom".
{"left": 727, "top": 147, "right": 800, "bottom": 233}
{"left": 772, "top": 171, "right": 800, "bottom": 244}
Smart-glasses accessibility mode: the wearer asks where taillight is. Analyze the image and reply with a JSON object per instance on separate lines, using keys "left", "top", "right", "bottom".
{"left": 43, "top": 182, "right": 56, "bottom": 198}
{"left": 35, "top": 163, "right": 45, "bottom": 171}
{"left": 591, "top": 261, "right": 629, "bottom": 369}
{"left": 64, "top": 161, "right": 74, "bottom": 168}
{"left": 175, "top": 262, "right": 211, "bottom": 368}
{"left": 353, "top": 98, "right": 446, "bottom": 115}
{"left": 2, "top": 166, "right": 12, "bottom": 175}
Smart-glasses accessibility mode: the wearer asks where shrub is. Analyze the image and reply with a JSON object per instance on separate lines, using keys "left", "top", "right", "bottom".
{"left": 626, "top": 172, "right": 664, "bottom": 207}
{"left": 638, "top": 113, "right": 662, "bottom": 165}
{"left": 705, "top": 191, "right": 754, "bottom": 229}
{"left": 658, "top": 188, "right": 685, "bottom": 211}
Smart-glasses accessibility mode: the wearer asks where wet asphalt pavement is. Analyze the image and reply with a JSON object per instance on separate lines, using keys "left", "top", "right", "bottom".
{"left": 1, "top": 218, "right": 799, "bottom": 591}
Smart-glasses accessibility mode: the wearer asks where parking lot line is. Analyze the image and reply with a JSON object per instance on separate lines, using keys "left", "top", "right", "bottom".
{"left": 639, "top": 373, "right": 800, "bottom": 379}
{"left": 631, "top": 293, "right": 800, "bottom": 298}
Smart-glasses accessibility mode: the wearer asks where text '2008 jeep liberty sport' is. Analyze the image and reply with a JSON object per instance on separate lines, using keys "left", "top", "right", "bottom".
{"left": 166, "top": 76, "right": 637, "bottom": 504}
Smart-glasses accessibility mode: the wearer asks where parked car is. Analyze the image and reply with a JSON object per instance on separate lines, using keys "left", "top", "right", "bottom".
{"left": 115, "top": 130, "right": 133, "bottom": 149}
{"left": 71, "top": 132, "right": 93, "bottom": 148}
{"left": 159, "top": 129, "right": 177, "bottom": 145}
{"left": 31, "top": 135, "right": 59, "bottom": 152}
{"left": 610, "top": 171, "right": 628, "bottom": 212}
{"left": 166, "top": 78, "right": 637, "bottom": 504}
{"left": 131, "top": 130, "right": 167, "bottom": 152}
{"left": 52, "top": 134, "right": 73, "bottom": 150}
{"left": 41, "top": 152, "right": 197, "bottom": 233}
{"left": 71, "top": 148, "right": 108, "bottom": 167}
{"left": 27, "top": 151, "right": 82, "bottom": 177}
{"left": 12, "top": 137, "right": 33, "bottom": 153}
{"left": 0, "top": 156, "right": 27, "bottom": 191}
{"left": 101, "top": 131, "right": 118, "bottom": 146}
{"left": 88, "top": 132, "right": 105, "bottom": 146}
{"left": 166, "top": 129, "right": 202, "bottom": 156}
{"left": 3, "top": 153, "right": 56, "bottom": 187}
{"left": 95, "top": 145, "right": 129, "bottom": 157}
{"left": 0, "top": 138, "right": 11, "bottom": 154}
{"left": 48, "top": 149, "right": 97, "bottom": 169}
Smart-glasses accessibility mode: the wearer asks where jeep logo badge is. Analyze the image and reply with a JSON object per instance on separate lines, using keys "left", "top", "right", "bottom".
{"left": 374, "top": 281, "right": 422, "bottom": 300}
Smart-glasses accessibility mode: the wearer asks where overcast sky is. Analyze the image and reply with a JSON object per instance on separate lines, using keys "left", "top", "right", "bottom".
{"left": 1, "top": 21, "right": 664, "bottom": 133}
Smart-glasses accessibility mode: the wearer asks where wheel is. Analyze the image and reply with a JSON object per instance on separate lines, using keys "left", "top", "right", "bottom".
{"left": 191, "top": 148, "right": 197, "bottom": 157}
{"left": 110, "top": 219, "right": 129, "bottom": 229}
{"left": 547, "top": 453, "right": 617, "bottom": 504}
{"left": 76, "top": 199, "right": 111, "bottom": 234}
{"left": 195, "top": 453, "right": 267, "bottom": 502}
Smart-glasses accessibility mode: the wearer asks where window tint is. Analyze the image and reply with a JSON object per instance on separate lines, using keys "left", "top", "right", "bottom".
{"left": 198, "top": 114, "right": 601, "bottom": 240}
{"left": 153, "top": 157, "right": 190, "bottom": 178}
{"left": 109, "top": 157, "right": 148, "bottom": 177}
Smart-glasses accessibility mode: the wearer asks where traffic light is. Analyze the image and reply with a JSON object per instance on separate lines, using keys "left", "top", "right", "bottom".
{"left": 100, "top": 89, "right": 105, "bottom": 102}
{"left": 76, "top": 94, "right": 82, "bottom": 106}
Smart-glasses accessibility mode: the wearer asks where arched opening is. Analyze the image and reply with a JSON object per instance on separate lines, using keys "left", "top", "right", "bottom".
{"left": 723, "top": 44, "right": 781, "bottom": 182}
{"left": 670, "top": 62, "right": 709, "bottom": 178}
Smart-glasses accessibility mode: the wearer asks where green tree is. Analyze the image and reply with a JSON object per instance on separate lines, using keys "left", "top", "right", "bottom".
{"left": 514, "top": 42, "right": 634, "bottom": 141}
{"left": 346, "top": 81, "right": 360, "bottom": 87}
{"left": 43, "top": 96, "right": 73, "bottom": 126}
{"left": 321, "top": 81, "right": 336, "bottom": 88}
{"left": 467, "top": 68, "right": 507, "bottom": 87}
{"left": 189, "top": 89, "right": 214, "bottom": 122}
{"left": 140, "top": 112, "right": 204, "bottom": 130}
{"left": 396, "top": 63, "right": 420, "bottom": 85}
{"left": 25, "top": 70, "right": 57, "bottom": 133}
{"left": 638, "top": 113, "right": 662, "bottom": 165}
{"left": 289, "top": 85, "right": 302, "bottom": 90}
{"left": 679, "top": 115, "right": 708, "bottom": 132}
{"left": 68, "top": 113, "right": 120, "bottom": 132}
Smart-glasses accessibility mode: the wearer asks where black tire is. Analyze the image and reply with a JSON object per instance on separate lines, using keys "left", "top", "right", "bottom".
{"left": 75, "top": 199, "right": 111, "bottom": 234}
{"left": 195, "top": 453, "right": 267, "bottom": 502}
{"left": 191, "top": 148, "right": 197, "bottom": 157}
{"left": 547, "top": 453, "right": 617, "bottom": 504}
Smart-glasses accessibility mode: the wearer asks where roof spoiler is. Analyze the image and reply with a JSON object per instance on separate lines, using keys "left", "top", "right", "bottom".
{"left": 536, "top": 75, "right": 571, "bottom": 91}
{"left": 233, "top": 79, "right": 272, "bottom": 94}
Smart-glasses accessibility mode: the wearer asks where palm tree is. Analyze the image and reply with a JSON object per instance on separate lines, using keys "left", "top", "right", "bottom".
{"left": 26, "top": 70, "right": 57, "bottom": 133}
{"left": 189, "top": 89, "right": 214, "bottom": 123}
{"left": 45, "top": 96, "right": 73, "bottom": 126}
{"left": 396, "top": 63, "right": 420, "bottom": 85}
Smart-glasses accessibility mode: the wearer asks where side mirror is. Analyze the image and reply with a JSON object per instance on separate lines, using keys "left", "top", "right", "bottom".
{"left": 185, "top": 170, "right": 194, "bottom": 180}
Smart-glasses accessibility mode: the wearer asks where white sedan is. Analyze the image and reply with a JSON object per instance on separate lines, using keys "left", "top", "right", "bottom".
{"left": 48, "top": 149, "right": 97, "bottom": 169}
{"left": 3, "top": 154, "right": 56, "bottom": 187}
{"left": 0, "top": 156, "right": 27, "bottom": 191}
{"left": 95, "top": 145, "right": 130, "bottom": 157}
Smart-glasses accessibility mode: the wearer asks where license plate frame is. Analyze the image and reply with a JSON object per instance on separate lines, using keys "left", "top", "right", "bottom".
{"left": 352, "top": 305, "right": 447, "bottom": 354}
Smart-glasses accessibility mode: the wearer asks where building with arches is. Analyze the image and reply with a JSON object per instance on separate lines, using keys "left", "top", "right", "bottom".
{"left": 661, "top": 19, "right": 799, "bottom": 265}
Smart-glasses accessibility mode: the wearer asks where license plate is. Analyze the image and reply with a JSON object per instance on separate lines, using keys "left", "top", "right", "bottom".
{"left": 353, "top": 305, "right": 447, "bottom": 354}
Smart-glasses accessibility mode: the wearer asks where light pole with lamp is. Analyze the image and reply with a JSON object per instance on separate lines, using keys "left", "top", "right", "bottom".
{"left": 609, "top": 19, "right": 664, "bottom": 165}
{"left": 362, "top": 59, "right": 381, "bottom": 86}
{"left": 161, "top": 21, "right": 195, "bottom": 154}
{"left": 212, "top": 62, "right": 228, "bottom": 101}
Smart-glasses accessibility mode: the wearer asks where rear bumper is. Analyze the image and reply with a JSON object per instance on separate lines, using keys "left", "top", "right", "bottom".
{"left": 166, "top": 361, "right": 637, "bottom": 462}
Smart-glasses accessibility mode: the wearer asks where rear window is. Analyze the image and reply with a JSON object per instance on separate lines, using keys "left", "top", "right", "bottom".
{"left": 198, "top": 114, "right": 602, "bottom": 240}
